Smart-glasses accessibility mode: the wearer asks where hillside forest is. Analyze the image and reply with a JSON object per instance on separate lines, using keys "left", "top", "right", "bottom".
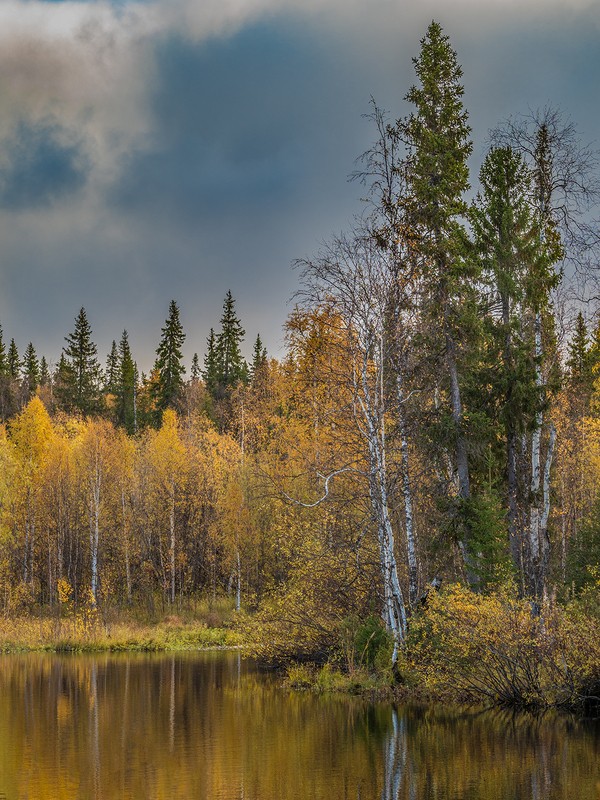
{"left": 1, "top": 22, "right": 600, "bottom": 705}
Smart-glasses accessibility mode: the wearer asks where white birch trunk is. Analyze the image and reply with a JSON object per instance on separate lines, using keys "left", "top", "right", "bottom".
{"left": 170, "top": 481, "right": 176, "bottom": 605}
{"left": 396, "top": 373, "right": 419, "bottom": 607}
{"left": 90, "top": 452, "right": 101, "bottom": 604}
{"left": 359, "top": 347, "right": 407, "bottom": 663}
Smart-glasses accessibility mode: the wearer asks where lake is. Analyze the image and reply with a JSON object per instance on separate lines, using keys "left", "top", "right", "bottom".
{"left": 0, "top": 652, "right": 598, "bottom": 799}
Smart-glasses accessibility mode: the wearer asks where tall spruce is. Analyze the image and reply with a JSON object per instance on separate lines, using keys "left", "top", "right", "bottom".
{"left": 398, "top": 21, "right": 477, "bottom": 577}
{"left": 567, "top": 312, "right": 592, "bottom": 387}
{"left": 152, "top": 300, "right": 186, "bottom": 420}
{"left": 471, "top": 146, "right": 548, "bottom": 581}
{"left": 116, "top": 330, "right": 137, "bottom": 434}
{"left": 203, "top": 328, "right": 218, "bottom": 395}
{"left": 39, "top": 356, "right": 50, "bottom": 387}
{"left": 58, "top": 308, "right": 101, "bottom": 415}
{"left": 215, "top": 291, "right": 247, "bottom": 392}
{"left": 0, "top": 326, "right": 6, "bottom": 376}
{"left": 105, "top": 340, "right": 119, "bottom": 395}
{"left": 22, "top": 342, "right": 40, "bottom": 398}
{"left": 190, "top": 353, "right": 201, "bottom": 382}
{"left": 8, "top": 339, "right": 20, "bottom": 380}
{"left": 250, "top": 334, "right": 267, "bottom": 382}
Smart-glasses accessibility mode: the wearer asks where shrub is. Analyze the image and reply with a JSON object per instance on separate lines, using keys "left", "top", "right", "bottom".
{"left": 408, "top": 583, "right": 600, "bottom": 711}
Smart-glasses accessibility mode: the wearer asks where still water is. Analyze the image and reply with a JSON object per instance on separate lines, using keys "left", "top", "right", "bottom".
{"left": 0, "top": 651, "right": 598, "bottom": 800}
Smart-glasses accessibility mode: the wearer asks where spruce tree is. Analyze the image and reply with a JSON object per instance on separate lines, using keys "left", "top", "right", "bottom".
{"left": 0, "top": 328, "right": 11, "bottom": 420}
{"left": 471, "top": 145, "right": 548, "bottom": 578}
{"left": 190, "top": 353, "right": 201, "bottom": 382}
{"left": 39, "top": 356, "right": 50, "bottom": 387}
{"left": 567, "top": 312, "right": 592, "bottom": 386}
{"left": 0, "top": 325, "right": 6, "bottom": 377}
{"left": 215, "top": 291, "right": 246, "bottom": 392}
{"left": 116, "top": 330, "right": 137, "bottom": 434}
{"left": 398, "top": 21, "right": 476, "bottom": 575}
{"left": 152, "top": 300, "right": 186, "bottom": 419}
{"left": 8, "top": 339, "right": 20, "bottom": 380}
{"left": 203, "top": 328, "right": 218, "bottom": 395}
{"left": 105, "top": 340, "right": 119, "bottom": 395}
{"left": 22, "top": 342, "right": 40, "bottom": 397}
{"left": 250, "top": 334, "right": 267, "bottom": 382}
{"left": 58, "top": 307, "right": 101, "bottom": 415}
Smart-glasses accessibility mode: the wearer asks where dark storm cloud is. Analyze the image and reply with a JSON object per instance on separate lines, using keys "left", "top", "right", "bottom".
{"left": 0, "top": 119, "right": 89, "bottom": 211}
{"left": 113, "top": 19, "right": 366, "bottom": 224}
{"left": 2, "top": 0, "right": 600, "bottom": 370}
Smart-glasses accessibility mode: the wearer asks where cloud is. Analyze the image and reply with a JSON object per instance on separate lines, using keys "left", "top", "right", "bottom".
{"left": 0, "top": 118, "right": 90, "bottom": 210}
{"left": 0, "top": 0, "right": 599, "bottom": 369}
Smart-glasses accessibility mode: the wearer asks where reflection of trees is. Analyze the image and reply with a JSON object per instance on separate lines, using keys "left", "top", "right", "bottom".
{"left": 381, "top": 709, "right": 416, "bottom": 800}
{"left": 0, "top": 656, "right": 598, "bottom": 799}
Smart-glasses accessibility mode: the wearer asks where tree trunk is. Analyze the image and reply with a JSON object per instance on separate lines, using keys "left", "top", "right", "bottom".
{"left": 396, "top": 373, "right": 419, "bottom": 607}
{"left": 169, "top": 482, "right": 176, "bottom": 606}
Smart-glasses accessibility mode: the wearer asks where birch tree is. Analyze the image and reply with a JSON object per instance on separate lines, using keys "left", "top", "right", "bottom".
{"left": 298, "top": 232, "right": 409, "bottom": 660}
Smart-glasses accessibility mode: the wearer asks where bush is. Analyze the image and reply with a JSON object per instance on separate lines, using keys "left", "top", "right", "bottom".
{"left": 408, "top": 583, "right": 600, "bottom": 712}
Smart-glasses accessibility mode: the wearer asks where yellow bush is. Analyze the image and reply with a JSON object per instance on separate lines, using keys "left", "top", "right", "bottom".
{"left": 408, "top": 583, "right": 600, "bottom": 711}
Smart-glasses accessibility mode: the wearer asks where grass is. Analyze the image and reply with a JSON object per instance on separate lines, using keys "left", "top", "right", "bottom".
{"left": 284, "top": 662, "right": 393, "bottom": 695}
{"left": 0, "top": 597, "right": 245, "bottom": 653}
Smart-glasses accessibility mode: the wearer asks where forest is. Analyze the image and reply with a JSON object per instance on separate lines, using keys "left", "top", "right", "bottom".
{"left": 0, "top": 22, "right": 599, "bottom": 710}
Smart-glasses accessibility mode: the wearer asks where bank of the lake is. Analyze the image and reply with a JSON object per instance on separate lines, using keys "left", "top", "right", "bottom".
{"left": 0, "top": 597, "right": 243, "bottom": 654}
{"left": 2, "top": 582, "right": 600, "bottom": 717}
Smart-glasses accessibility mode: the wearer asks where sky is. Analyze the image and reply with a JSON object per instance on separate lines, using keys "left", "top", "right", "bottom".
{"left": 0, "top": 0, "right": 599, "bottom": 372}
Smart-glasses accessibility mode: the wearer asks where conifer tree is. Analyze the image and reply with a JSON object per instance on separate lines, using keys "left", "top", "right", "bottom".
{"left": 0, "top": 329, "right": 12, "bottom": 420}
{"left": 105, "top": 340, "right": 119, "bottom": 395}
{"left": 203, "top": 328, "right": 218, "bottom": 395}
{"left": 39, "top": 356, "right": 50, "bottom": 387}
{"left": 398, "top": 20, "right": 477, "bottom": 576}
{"left": 472, "top": 145, "right": 550, "bottom": 580}
{"left": 190, "top": 353, "right": 201, "bottom": 382}
{"left": 116, "top": 330, "right": 137, "bottom": 434}
{"left": 57, "top": 307, "right": 101, "bottom": 415}
{"left": 8, "top": 339, "right": 20, "bottom": 380}
{"left": 215, "top": 290, "right": 246, "bottom": 392}
{"left": 0, "top": 325, "right": 6, "bottom": 377}
{"left": 152, "top": 300, "right": 186, "bottom": 420}
{"left": 22, "top": 342, "right": 40, "bottom": 397}
{"left": 250, "top": 334, "right": 267, "bottom": 382}
{"left": 567, "top": 312, "right": 592, "bottom": 386}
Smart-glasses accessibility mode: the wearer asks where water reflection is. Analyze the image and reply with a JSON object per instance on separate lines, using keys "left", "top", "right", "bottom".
{"left": 0, "top": 653, "right": 597, "bottom": 800}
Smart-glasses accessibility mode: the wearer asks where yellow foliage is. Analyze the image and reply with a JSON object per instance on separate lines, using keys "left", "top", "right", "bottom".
{"left": 408, "top": 583, "right": 600, "bottom": 710}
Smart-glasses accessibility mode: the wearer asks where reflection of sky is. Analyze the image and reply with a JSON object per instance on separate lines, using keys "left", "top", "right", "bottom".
{"left": 0, "top": 0, "right": 599, "bottom": 370}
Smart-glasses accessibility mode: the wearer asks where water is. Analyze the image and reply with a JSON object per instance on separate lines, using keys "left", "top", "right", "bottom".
{"left": 0, "top": 652, "right": 598, "bottom": 799}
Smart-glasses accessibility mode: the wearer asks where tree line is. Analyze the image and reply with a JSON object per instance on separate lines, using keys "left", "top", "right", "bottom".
{"left": 0, "top": 290, "right": 266, "bottom": 432}
{"left": 0, "top": 22, "right": 599, "bottom": 672}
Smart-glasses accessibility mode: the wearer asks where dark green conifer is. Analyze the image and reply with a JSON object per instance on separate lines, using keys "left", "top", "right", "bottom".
{"left": 57, "top": 307, "right": 101, "bottom": 415}
{"left": 116, "top": 330, "right": 137, "bottom": 434}
{"left": 250, "top": 334, "right": 267, "bottom": 382}
{"left": 190, "top": 353, "right": 201, "bottom": 382}
{"left": 39, "top": 356, "right": 50, "bottom": 387}
{"left": 105, "top": 340, "right": 119, "bottom": 395}
{"left": 215, "top": 291, "right": 246, "bottom": 391}
{"left": 22, "top": 342, "right": 40, "bottom": 397}
{"left": 203, "top": 328, "right": 218, "bottom": 395}
{"left": 7, "top": 339, "right": 20, "bottom": 380}
{"left": 567, "top": 312, "right": 592, "bottom": 387}
{"left": 0, "top": 326, "right": 7, "bottom": 377}
{"left": 152, "top": 300, "right": 186, "bottom": 420}
{"left": 398, "top": 21, "right": 476, "bottom": 575}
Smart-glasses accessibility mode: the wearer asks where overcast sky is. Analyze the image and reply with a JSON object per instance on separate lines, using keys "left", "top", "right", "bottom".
{"left": 0, "top": 0, "right": 599, "bottom": 372}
